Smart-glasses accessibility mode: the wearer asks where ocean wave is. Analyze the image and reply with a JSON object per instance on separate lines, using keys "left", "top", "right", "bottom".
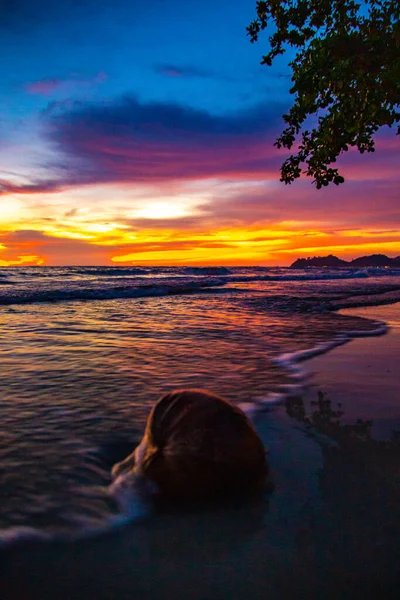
{"left": 0, "top": 271, "right": 13, "bottom": 284}
{"left": 70, "top": 267, "right": 150, "bottom": 277}
{"left": 18, "top": 267, "right": 151, "bottom": 278}
{"left": 4, "top": 265, "right": 400, "bottom": 286}
{"left": 182, "top": 266, "right": 232, "bottom": 276}
{"left": 0, "top": 505, "right": 147, "bottom": 550}
{"left": 0, "top": 526, "right": 53, "bottom": 548}
{"left": 228, "top": 268, "right": 400, "bottom": 283}
{"left": 0, "top": 446, "right": 151, "bottom": 549}
{"left": 0, "top": 280, "right": 229, "bottom": 306}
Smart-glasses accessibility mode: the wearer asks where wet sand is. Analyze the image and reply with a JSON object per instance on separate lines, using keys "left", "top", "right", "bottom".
{"left": 300, "top": 303, "right": 400, "bottom": 438}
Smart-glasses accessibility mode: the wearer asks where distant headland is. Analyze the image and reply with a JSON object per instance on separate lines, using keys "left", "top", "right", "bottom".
{"left": 290, "top": 254, "right": 400, "bottom": 269}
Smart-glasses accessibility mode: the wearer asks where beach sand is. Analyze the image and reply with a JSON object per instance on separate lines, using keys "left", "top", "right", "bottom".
{"left": 1, "top": 304, "right": 400, "bottom": 600}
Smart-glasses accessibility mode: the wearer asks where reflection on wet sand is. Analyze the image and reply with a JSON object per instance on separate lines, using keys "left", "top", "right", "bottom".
{"left": 284, "top": 391, "right": 400, "bottom": 598}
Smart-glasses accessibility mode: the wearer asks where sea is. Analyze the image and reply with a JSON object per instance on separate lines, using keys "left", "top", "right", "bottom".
{"left": 1, "top": 265, "right": 400, "bottom": 599}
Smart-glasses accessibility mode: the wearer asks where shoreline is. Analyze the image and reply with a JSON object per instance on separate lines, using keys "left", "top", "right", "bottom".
{"left": 297, "top": 302, "right": 400, "bottom": 439}
{"left": 251, "top": 298, "right": 399, "bottom": 413}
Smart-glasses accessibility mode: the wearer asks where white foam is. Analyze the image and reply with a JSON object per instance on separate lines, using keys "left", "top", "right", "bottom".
{"left": 275, "top": 321, "right": 387, "bottom": 375}
{"left": 0, "top": 526, "right": 52, "bottom": 547}
{"left": 0, "top": 478, "right": 153, "bottom": 549}
{"left": 109, "top": 472, "right": 156, "bottom": 516}
{"left": 133, "top": 439, "right": 148, "bottom": 475}
{"left": 245, "top": 320, "right": 389, "bottom": 417}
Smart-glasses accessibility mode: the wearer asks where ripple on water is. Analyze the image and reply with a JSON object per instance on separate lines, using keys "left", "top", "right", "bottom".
{"left": 0, "top": 283, "right": 394, "bottom": 534}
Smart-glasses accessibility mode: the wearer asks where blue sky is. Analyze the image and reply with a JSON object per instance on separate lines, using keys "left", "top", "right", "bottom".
{"left": 0, "top": 0, "right": 399, "bottom": 266}
{"left": 1, "top": 0, "right": 291, "bottom": 120}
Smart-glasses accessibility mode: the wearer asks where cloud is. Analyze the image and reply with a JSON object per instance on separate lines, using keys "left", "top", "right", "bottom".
{"left": 26, "top": 78, "right": 63, "bottom": 95}
{"left": 2, "top": 95, "right": 285, "bottom": 195}
{"left": 42, "top": 97, "right": 400, "bottom": 191}
{"left": 0, "top": 96, "right": 286, "bottom": 196}
{"left": 25, "top": 72, "right": 107, "bottom": 96}
{"left": 7, "top": 229, "right": 50, "bottom": 241}
{"left": 202, "top": 178, "right": 400, "bottom": 229}
{"left": 0, "top": 229, "right": 110, "bottom": 265}
{"left": 39, "top": 95, "right": 283, "bottom": 189}
{"left": 0, "top": 179, "right": 65, "bottom": 196}
{"left": 154, "top": 64, "right": 215, "bottom": 79}
{"left": 64, "top": 208, "right": 79, "bottom": 218}
{"left": 0, "top": 228, "right": 242, "bottom": 266}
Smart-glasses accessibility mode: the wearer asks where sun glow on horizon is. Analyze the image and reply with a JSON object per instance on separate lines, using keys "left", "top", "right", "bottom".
{"left": 1, "top": 177, "right": 399, "bottom": 266}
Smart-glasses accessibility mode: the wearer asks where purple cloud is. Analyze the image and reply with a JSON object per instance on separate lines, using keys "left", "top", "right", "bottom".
{"left": 26, "top": 78, "right": 63, "bottom": 95}
{"left": 0, "top": 179, "right": 64, "bottom": 196}
{"left": 40, "top": 95, "right": 283, "bottom": 187}
{"left": 25, "top": 72, "right": 107, "bottom": 96}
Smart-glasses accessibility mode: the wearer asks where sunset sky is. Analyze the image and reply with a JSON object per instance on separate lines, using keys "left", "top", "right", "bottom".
{"left": 1, "top": 0, "right": 399, "bottom": 266}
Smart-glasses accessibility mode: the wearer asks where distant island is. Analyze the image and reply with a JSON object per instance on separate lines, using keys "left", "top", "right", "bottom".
{"left": 290, "top": 254, "right": 400, "bottom": 269}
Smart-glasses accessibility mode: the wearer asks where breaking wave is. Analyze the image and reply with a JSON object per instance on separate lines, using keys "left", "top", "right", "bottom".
{"left": 182, "top": 266, "right": 232, "bottom": 276}
{"left": 0, "top": 280, "right": 229, "bottom": 306}
{"left": 228, "top": 267, "right": 400, "bottom": 283}
{"left": 0, "top": 265, "right": 399, "bottom": 306}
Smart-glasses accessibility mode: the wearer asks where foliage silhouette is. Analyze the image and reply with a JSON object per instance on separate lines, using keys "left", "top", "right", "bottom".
{"left": 248, "top": 1, "right": 400, "bottom": 187}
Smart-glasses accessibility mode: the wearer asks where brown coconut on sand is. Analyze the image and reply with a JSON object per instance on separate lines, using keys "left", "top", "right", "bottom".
{"left": 112, "top": 389, "right": 269, "bottom": 503}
